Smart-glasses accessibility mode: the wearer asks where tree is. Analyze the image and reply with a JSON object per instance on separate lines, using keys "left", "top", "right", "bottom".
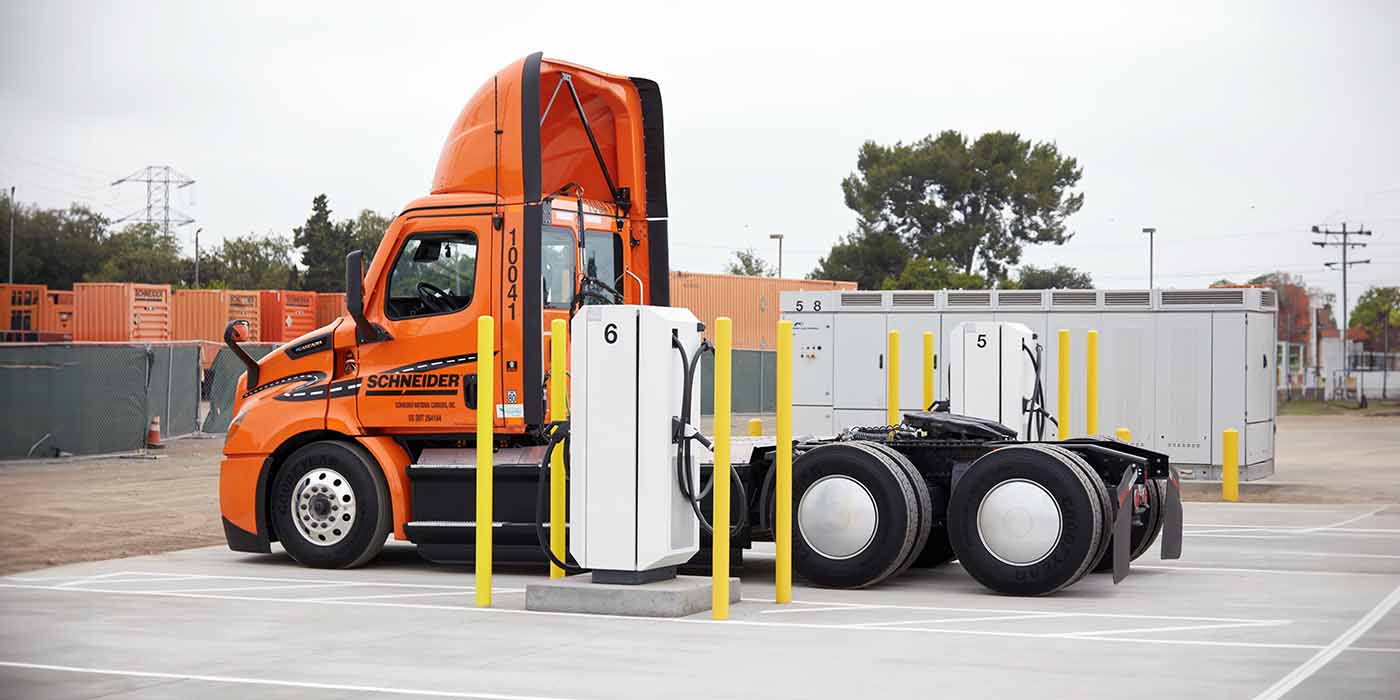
{"left": 293, "top": 197, "right": 393, "bottom": 292}
{"left": 809, "top": 222, "right": 909, "bottom": 290}
{"left": 883, "top": 258, "right": 988, "bottom": 290}
{"left": 214, "top": 233, "right": 299, "bottom": 289}
{"left": 1013, "top": 264, "right": 1093, "bottom": 289}
{"left": 1350, "top": 286, "right": 1400, "bottom": 352}
{"left": 724, "top": 248, "right": 775, "bottom": 277}
{"left": 292, "top": 194, "right": 345, "bottom": 292}
{"left": 89, "top": 223, "right": 183, "bottom": 284}
{"left": 838, "top": 130, "right": 1084, "bottom": 281}
{"left": 1, "top": 199, "right": 110, "bottom": 288}
{"left": 345, "top": 209, "right": 392, "bottom": 261}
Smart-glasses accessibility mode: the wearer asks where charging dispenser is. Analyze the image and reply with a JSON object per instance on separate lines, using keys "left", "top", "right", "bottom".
{"left": 569, "top": 305, "right": 702, "bottom": 583}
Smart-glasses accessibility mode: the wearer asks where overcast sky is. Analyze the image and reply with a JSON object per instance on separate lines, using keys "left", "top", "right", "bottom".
{"left": 2, "top": 1, "right": 1396, "bottom": 316}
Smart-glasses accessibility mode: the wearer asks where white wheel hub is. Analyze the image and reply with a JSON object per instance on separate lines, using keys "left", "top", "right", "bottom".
{"left": 799, "top": 475, "right": 879, "bottom": 560}
{"left": 976, "top": 478, "right": 1062, "bottom": 566}
{"left": 292, "top": 467, "right": 357, "bottom": 547}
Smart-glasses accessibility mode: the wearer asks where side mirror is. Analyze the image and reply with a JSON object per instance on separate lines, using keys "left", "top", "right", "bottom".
{"left": 346, "top": 250, "right": 385, "bottom": 344}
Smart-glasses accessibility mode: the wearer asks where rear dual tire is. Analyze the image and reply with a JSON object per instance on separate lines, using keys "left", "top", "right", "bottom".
{"left": 948, "top": 444, "right": 1108, "bottom": 596}
{"left": 791, "top": 441, "right": 928, "bottom": 588}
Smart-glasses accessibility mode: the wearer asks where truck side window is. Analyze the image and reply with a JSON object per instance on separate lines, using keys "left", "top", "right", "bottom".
{"left": 385, "top": 232, "right": 477, "bottom": 320}
{"left": 542, "top": 226, "right": 575, "bottom": 309}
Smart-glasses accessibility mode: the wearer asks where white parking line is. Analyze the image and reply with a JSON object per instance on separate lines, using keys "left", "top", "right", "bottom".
{"left": 1253, "top": 582, "right": 1400, "bottom": 700}
{"left": 308, "top": 590, "right": 479, "bottom": 602}
{"left": 1055, "top": 620, "right": 1290, "bottom": 638}
{"left": 0, "top": 580, "right": 1388, "bottom": 654}
{"left": 849, "top": 612, "right": 1073, "bottom": 628}
{"left": 136, "top": 582, "right": 363, "bottom": 594}
{"left": 1135, "top": 564, "right": 1392, "bottom": 577}
{"left": 0, "top": 660, "right": 581, "bottom": 700}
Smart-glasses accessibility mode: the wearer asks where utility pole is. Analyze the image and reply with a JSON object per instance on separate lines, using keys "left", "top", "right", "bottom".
{"left": 1312, "top": 222, "right": 1372, "bottom": 397}
{"left": 1142, "top": 227, "right": 1156, "bottom": 289}
{"left": 193, "top": 227, "right": 203, "bottom": 287}
{"left": 769, "top": 232, "right": 784, "bottom": 278}
{"left": 7, "top": 186, "right": 14, "bottom": 284}
{"left": 111, "top": 165, "right": 196, "bottom": 240}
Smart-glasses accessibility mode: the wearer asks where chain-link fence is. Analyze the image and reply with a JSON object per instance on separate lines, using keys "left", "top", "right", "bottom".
{"left": 0, "top": 343, "right": 204, "bottom": 459}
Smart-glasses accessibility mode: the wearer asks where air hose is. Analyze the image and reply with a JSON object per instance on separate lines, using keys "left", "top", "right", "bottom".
{"left": 672, "top": 336, "right": 749, "bottom": 536}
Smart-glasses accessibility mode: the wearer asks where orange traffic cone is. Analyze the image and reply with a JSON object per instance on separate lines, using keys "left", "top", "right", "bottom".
{"left": 146, "top": 416, "right": 164, "bottom": 449}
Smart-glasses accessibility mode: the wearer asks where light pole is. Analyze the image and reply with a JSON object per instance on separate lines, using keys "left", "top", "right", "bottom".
{"left": 194, "top": 227, "right": 203, "bottom": 287}
{"left": 1142, "top": 227, "right": 1156, "bottom": 289}
{"left": 7, "top": 186, "right": 14, "bottom": 284}
{"left": 769, "top": 233, "right": 784, "bottom": 278}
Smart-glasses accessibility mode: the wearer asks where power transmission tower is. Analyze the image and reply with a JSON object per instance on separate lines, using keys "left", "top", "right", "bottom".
{"left": 110, "top": 165, "right": 195, "bottom": 237}
{"left": 1311, "top": 222, "right": 1371, "bottom": 395}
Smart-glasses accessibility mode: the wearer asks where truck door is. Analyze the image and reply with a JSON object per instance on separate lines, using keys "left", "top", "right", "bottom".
{"left": 356, "top": 217, "right": 491, "bottom": 431}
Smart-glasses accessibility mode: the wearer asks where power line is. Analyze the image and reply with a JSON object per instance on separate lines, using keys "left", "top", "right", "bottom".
{"left": 1312, "top": 222, "right": 1372, "bottom": 385}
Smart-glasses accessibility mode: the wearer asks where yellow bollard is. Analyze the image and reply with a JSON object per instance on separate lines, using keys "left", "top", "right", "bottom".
{"left": 548, "top": 319, "right": 567, "bottom": 579}
{"left": 775, "top": 320, "right": 793, "bottom": 604}
{"left": 1057, "top": 329, "right": 1070, "bottom": 441}
{"left": 1222, "top": 428, "right": 1240, "bottom": 502}
{"left": 1086, "top": 330, "right": 1099, "bottom": 435}
{"left": 475, "top": 315, "right": 494, "bottom": 608}
{"left": 922, "top": 331, "right": 935, "bottom": 410}
{"left": 887, "top": 330, "right": 900, "bottom": 426}
{"left": 747, "top": 418, "right": 763, "bottom": 437}
{"left": 713, "top": 317, "right": 732, "bottom": 620}
{"left": 1115, "top": 427, "right": 1132, "bottom": 444}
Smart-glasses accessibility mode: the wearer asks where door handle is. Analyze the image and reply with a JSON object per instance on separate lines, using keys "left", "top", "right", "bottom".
{"left": 878, "top": 354, "right": 883, "bottom": 370}
{"left": 464, "top": 373, "right": 478, "bottom": 409}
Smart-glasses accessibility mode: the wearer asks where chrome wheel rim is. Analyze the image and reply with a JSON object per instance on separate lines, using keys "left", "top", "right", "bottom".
{"left": 292, "top": 468, "right": 356, "bottom": 546}
{"left": 976, "top": 479, "right": 1062, "bottom": 566}
{"left": 798, "top": 475, "right": 879, "bottom": 560}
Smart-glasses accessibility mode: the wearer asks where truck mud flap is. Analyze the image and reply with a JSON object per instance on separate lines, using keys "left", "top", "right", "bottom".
{"left": 1112, "top": 466, "right": 1140, "bottom": 584}
{"left": 1159, "top": 465, "right": 1184, "bottom": 560}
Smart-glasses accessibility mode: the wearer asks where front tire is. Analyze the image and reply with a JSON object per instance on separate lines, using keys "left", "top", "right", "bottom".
{"left": 271, "top": 440, "right": 391, "bottom": 569}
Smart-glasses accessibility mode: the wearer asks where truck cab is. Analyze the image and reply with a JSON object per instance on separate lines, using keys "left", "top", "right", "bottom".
{"left": 219, "top": 53, "right": 670, "bottom": 567}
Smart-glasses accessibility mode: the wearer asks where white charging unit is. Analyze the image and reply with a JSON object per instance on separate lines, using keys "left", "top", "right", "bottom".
{"left": 947, "top": 321, "right": 1039, "bottom": 439}
{"left": 569, "top": 305, "right": 702, "bottom": 583}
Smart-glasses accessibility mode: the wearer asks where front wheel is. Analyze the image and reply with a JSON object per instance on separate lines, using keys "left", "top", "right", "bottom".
{"left": 271, "top": 440, "right": 391, "bottom": 569}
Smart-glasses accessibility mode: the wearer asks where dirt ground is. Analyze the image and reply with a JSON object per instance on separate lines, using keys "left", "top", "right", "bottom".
{"left": 0, "top": 438, "right": 225, "bottom": 575}
{"left": 1, "top": 414, "right": 1396, "bottom": 577}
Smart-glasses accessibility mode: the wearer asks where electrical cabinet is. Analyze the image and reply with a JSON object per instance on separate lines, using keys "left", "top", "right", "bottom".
{"left": 832, "top": 313, "right": 886, "bottom": 409}
{"left": 781, "top": 288, "right": 1278, "bottom": 478}
{"left": 570, "top": 305, "right": 701, "bottom": 575}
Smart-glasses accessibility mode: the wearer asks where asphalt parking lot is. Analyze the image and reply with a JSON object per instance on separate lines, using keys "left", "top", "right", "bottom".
{"left": 1, "top": 502, "right": 1397, "bottom": 699}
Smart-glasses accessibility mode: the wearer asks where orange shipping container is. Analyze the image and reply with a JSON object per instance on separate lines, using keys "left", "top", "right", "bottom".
{"left": 73, "top": 283, "right": 172, "bottom": 341}
{"left": 1, "top": 283, "right": 45, "bottom": 332}
{"left": 40, "top": 289, "right": 75, "bottom": 336}
{"left": 259, "top": 290, "right": 318, "bottom": 343}
{"left": 172, "top": 289, "right": 262, "bottom": 342}
{"left": 315, "top": 292, "right": 346, "bottom": 327}
{"left": 669, "top": 272, "right": 857, "bottom": 350}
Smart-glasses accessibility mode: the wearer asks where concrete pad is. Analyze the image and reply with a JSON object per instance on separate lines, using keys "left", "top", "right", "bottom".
{"left": 526, "top": 573, "right": 740, "bottom": 617}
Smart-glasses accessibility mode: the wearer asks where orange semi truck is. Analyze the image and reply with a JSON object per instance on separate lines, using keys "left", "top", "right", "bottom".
{"left": 222, "top": 53, "right": 1181, "bottom": 594}
{"left": 220, "top": 53, "right": 670, "bottom": 566}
